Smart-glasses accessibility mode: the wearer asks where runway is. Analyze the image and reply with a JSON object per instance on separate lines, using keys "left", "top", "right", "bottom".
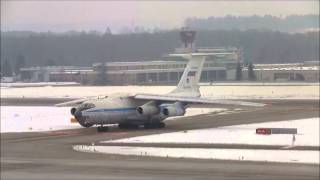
{"left": 1, "top": 99, "right": 319, "bottom": 180}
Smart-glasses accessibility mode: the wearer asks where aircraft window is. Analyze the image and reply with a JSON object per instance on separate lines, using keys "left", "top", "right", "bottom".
{"left": 80, "top": 103, "right": 95, "bottom": 109}
{"left": 87, "top": 103, "right": 95, "bottom": 108}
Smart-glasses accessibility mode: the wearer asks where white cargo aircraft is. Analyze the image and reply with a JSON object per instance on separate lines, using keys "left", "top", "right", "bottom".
{"left": 56, "top": 53, "right": 265, "bottom": 131}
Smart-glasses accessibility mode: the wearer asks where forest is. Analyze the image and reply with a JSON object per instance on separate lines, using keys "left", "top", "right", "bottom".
{"left": 185, "top": 14, "right": 319, "bottom": 32}
{"left": 1, "top": 15, "right": 319, "bottom": 72}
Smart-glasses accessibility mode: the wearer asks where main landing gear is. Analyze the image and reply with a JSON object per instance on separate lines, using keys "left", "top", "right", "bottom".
{"left": 118, "top": 122, "right": 166, "bottom": 129}
{"left": 97, "top": 121, "right": 166, "bottom": 132}
{"left": 144, "top": 122, "right": 166, "bottom": 129}
{"left": 118, "top": 123, "right": 139, "bottom": 129}
{"left": 97, "top": 125, "right": 109, "bottom": 132}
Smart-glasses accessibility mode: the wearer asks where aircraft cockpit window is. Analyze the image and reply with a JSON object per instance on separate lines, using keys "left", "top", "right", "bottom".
{"left": 80, "top": 103, "right": 95, "bottom": 109}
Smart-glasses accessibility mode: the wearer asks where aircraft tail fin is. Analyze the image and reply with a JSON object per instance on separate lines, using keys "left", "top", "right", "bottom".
{"left": 169, "top": 54, "right": 206, "bottom": 97}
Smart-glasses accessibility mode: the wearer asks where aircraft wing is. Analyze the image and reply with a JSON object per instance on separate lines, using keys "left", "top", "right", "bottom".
{"left": 55, "top": 97, "right": 94, "bottom": 107}
{"left": 133, "top": 94, "right": 265, "bottom": 107}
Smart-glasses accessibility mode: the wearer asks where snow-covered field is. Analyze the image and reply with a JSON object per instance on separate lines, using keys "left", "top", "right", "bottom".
{"left": 73, "top": 145, "right": 319, "bottom": 164}
{"left": 199, "top": 82, "right": 320, "bottom": 86}
{"left": 0, "top": 106, "right": 78, "bottom": 132}
{"left": 0, "top": 106, "right": 224, "bottom": 133}
{"left": 1, "top": 82, "right": 80, "bottom": 88}
{"left": 74, "top": 118, "right": 319, "bottom": 164}
{"left": 1, "top": 85, "right": 319, "bottom": 99}
{"left": 108, "top": 118, "right": 319, "bottom": 146}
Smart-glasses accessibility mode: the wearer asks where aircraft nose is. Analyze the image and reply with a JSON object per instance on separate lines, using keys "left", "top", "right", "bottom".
{"left": 72, "top": 109, "right": 93, "bottom": 128}
{"left": 71, "top": 107, "right": 83, "bottom": 118}
{"left": 74, "top": 110, "right": 82, "bottom": 119}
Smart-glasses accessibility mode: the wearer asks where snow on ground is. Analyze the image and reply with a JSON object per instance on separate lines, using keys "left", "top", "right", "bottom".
{"left": 79, "top": 118, "right": 320, "bottom": 164}
{"left": 200, "top": 85, "right": 319, "bottom": 99}
{"left": 199, "top": 82, "right": 320, "bottom": 86}
{"left": 0, "top": 106, "right": 79, "bottom": 133}
{"left": 73, "top": 145, "right": 319, "bottom": 164}
{"left": 107, "top": 118, "right": 320, "bottom": 147}
{"left": 1, "top": 85, "right": 319, "bottom": 99}
{"left": 0, "top": 106, "right": 225, "bottom": 133}
{"left": 1, "top": 82, "right": 80, "bottom": 88}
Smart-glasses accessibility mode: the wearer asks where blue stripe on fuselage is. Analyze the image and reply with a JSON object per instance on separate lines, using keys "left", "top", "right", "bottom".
{"left": 85, "top": 107, "right": 136, "bottom": 113}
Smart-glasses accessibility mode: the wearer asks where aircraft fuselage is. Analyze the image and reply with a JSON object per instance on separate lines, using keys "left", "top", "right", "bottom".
{"left": 72, "top": 96, "right": 170, "bottom": 127}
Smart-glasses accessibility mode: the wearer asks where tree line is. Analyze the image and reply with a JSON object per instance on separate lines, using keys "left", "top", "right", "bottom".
{"left": 1, "top": 29, "right": 319, "bottom": 76}
{"left": 185, "top": 14, "right": 319, "bottom": 32}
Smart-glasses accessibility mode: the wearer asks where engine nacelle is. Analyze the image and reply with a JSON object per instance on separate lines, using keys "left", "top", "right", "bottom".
{"left": 71, "top": 103, "right": 95, "bottom": 116}
{"left": 70, "top": 107, "right": 77, "bottom": 115}
{"left": 137, "top": 103, "right": 160, "bottom": 116}
{"left": 162, "top": 102, "right": 185, "bottom": 117}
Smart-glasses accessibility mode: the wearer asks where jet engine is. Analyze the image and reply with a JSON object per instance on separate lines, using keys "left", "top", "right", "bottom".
{"left": 71, "top": 107, "right": 77, "bottom": 115}
{"left": 162, "top": 102, "right": 186, "bottom": 117}
{"left": 70, "top": 103, "right": 95, "bottom": 116}
{"left": 70, "top": 103, "right": 95, "bottom": 128}
{"left": 136, "top": 102, "right": 160, "bottom": 116}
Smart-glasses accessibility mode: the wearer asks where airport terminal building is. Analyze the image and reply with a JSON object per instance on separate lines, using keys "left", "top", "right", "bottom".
{"left": 243, "top": 61, "right": 319, "bottom": 82}
{"left": 20, "top": 66, "right": 92, "bottom": 83}
{"left": 93, "top": 48, "right": 239, "bottom": 85}
{"left": 19, "top": 58, "right": 319, "bottom": 85}
{"left": 20, "top": 60, "right": 319, "bottom": 85}
{"left": 18, "top": 29, "right": 319, "bottom": 84}
{"left": 20, "top": 47, "right": 242, "bottom": 85}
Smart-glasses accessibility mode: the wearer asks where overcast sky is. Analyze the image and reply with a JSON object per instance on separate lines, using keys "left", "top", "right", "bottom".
{"left": 1, "top": 1, "right": 319, "bottom": 32}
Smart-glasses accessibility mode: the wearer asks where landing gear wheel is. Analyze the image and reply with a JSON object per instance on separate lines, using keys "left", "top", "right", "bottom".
{"left": 118, "top": 123, "right": 139, "bottom": 129}
{"left": 144, "top": 123, "right": 154, "bottom": 129}
{"left": 118, "top": 123, "right": 125, "bottom": 129}
{"left": 97, "top": 126, "right": 109, "bottom": 132}
{"left": 143, "top": 123, "right": 150, "bottom": 129}
{"left": 158, "top": 122, "right": 166, "bottom": 128}
{"left": 144, "top": 122, "right": 166, "bottom": 129}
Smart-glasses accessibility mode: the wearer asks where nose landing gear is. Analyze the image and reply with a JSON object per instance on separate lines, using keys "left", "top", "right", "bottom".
{"left": 75, "top": 117, "right": 93, "bottom": 128}
{"left": 73, "top": 110, "right": 93, "bottom": 128}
